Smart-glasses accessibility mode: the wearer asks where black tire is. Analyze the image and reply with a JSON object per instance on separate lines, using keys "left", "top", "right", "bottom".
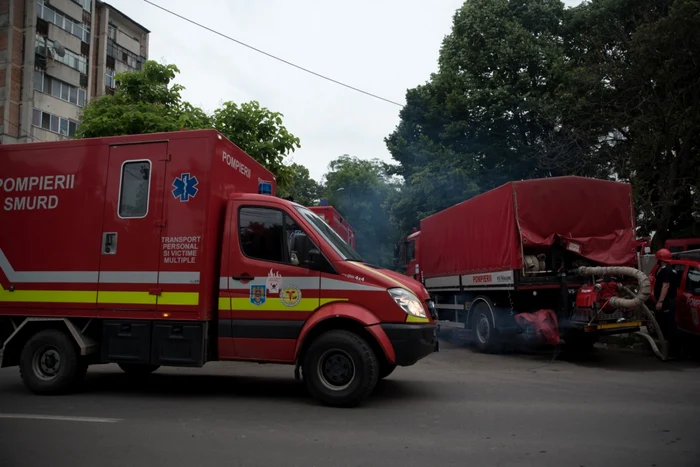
{"left": 19, "top": 329, "right": 81, "bottom": 395}
{"left": 378, "top": 363, "right": 397, "bottom": 380}
{"left": 118, "top": 363, "right": 160, "bottom": 376}
{"left": 471, "top": 301, "right": 500, "bottom": 353}
{"left": 302, "top": 330, "right": 379, "bottom": 407}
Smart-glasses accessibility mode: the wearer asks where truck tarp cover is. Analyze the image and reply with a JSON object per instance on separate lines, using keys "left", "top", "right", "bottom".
{"left": 420, "top": 176, "right": 636, "bottom": 277}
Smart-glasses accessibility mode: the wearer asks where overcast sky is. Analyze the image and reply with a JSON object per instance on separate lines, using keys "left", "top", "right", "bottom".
{"left": 109, "top": 0, "right": 583, "bottom": 182}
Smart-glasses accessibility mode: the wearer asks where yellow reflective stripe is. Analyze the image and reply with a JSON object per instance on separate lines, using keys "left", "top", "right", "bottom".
{"left": 0, "top": 284, "right": 198, "bottom": 306}
{"left": 0, "top": 287, "right": 97, "bottom": 303}
{"left": 155, "top": 292, "right": 199, "bottom": 306}
{"left": 219, "top": 297, "right": 231, "bottom": 311}
{"left": 227, "top": 297, "right": 347, "bottom": 312}
{"left": 406, "top": 314, "right": 430, "bottom": 324}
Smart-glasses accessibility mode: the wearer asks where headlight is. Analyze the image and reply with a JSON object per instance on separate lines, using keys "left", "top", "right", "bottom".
{"left": 388, "top": 288, "right": 427, "bottom": 318}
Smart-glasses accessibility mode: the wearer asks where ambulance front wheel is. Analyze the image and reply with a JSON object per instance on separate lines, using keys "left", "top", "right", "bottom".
{"left": 19, "top": 329, "right": 83, "bottom": 395}
{"left": 302, "top": 329, "right": 379, "bottom": 407}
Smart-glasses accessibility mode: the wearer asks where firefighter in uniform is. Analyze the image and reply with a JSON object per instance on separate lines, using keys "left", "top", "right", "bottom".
{"left": 653, "top": 248, "right": 680, "bottom": 358}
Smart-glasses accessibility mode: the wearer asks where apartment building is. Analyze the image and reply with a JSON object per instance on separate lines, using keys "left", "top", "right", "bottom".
{"left": 0, "top": 0, "right": 149, "bottom": 144}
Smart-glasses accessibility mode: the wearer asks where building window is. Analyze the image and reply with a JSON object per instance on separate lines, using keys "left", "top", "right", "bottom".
{"left": 35, "top": 35, "right": 88, "bottom": 74}
{"left": 37, "top": 0, "right": 91, "bottom": 43}
{"left": 108, "top": 24, "right": 116, "bottom": 40}
{"left": 118, "top": 161, "right": 151, "bottom": 218}
{"left": 34, "top": 71, "right": 87, "bottom": 107}
{"left": 106, "top": 39, "right": 145, "bottom": 70}
{"left": 105, "top": 68, "right": 115, "bottom": 88}
{"left": 31, "top": 108, "right": 79, "bottom": 137}
{"left": 72, "top": 0, "right": 92, "bottom": 13}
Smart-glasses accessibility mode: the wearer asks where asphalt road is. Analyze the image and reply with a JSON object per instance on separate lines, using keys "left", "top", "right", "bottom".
{"left": 1, "top": 342, "right": 699, "bottom": 467}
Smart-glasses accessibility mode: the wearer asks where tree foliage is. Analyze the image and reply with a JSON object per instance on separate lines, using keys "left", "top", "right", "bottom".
{"left": 386, "top": 0, "right": 567, "bottom": 233}
{"left": 277, "top": 162, "right": 321, "bottom": 205}
{"left": 321, "top": 155, "right": 398, "bottom": 267}
{"left": 212, "top": 101, "right": 300, "bottom": 191}
{"left": 386, "top": 0, "right": 700, "bottom": 247}
{"left": 545, "top": 0, "right": 700, "bottom": 247}
{"left": 77, "top": 61, "right": 300, "bottom": 191}
{"left": 76, "top": 61, "right": 210, "bottom": 138}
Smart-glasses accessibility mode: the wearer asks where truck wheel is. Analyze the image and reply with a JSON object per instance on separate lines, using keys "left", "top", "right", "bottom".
{"left": 378, "top": 362, "right": 397, "bottom": 380}
{"left": 118, "top": 363, "right": 160, "bottom": 376}
{"left": 472, "top": 302, "right": 500, "bottom": 353}
{"left": 302, "top": 330, "right": 379, "bottom": 407}
{"left": 19, "top": 329, "right": 81, "bottom": 395}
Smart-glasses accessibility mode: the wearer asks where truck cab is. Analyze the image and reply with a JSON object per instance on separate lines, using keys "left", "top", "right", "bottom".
{"left": 648, "top": 250, "right": 700, "bottom": 338}
{"left": 395, "top": 229, "right": 420, "bottom": 281}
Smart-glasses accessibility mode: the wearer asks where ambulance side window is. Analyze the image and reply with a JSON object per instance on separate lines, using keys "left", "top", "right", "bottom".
{"left": 118, "top": 160, "right": 151, "bottom": 218}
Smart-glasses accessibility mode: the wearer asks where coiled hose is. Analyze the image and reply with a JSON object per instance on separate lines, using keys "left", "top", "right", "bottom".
{"left": 577, "top": 266, "right": 667, "bottom": 360}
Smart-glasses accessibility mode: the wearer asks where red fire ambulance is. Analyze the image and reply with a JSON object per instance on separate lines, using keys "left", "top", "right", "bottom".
{"left": 0, "top": 129, "right": 437, "bottom": 407}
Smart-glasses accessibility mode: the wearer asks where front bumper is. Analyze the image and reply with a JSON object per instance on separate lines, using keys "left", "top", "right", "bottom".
{"left": 381, "top": 323, "right": 438, "bottom": 366}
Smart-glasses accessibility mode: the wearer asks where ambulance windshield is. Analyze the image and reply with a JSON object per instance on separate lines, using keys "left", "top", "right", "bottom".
{"left": 295, "top": 206, "right": 364, "bottom": 262}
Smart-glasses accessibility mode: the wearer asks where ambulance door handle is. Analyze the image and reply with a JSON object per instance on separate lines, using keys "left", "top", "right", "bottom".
{"left": 232, "top": 274, "right": 254, "bottom": 283}
{"left": 102, "top": 232, "right": 117, "bottom": 255}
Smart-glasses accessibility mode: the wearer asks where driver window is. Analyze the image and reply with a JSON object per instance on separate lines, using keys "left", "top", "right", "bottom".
{"left": 239, "top": 206, "right": 320, "bottom": 269}
{"left": 284, "top": 214, "right": 318, "bottom": 268}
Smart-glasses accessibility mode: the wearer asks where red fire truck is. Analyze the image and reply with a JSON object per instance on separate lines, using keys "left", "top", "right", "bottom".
{"left": 395, "top": 176, "right": 650, "bottom": 352}
{"left": 0, "top": 129, "right": 437, "bottom": 407}
{"left": 307, "top": 204, "right": 356, "bottom": 249}
{"left": 649, "top": 249, "right": 700, "bottom": 339}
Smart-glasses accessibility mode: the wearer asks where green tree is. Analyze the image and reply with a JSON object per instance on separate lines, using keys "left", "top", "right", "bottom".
{"left": 277, "top": 162, "right": 321, "bottom": 205}
{"left": 322, "top": 155, "right": 398, "bottom": 267}
{"left": 547, "top": 0, "right": 700, "bottom": 246}
{"left": 212, "top": 101, "right": 301, "bottom": 191}
{"left": 76, "top": 61, "right": 210, "bottom": 138}
{"left": 385, "top": 0, "right": 568, "bottom": 237}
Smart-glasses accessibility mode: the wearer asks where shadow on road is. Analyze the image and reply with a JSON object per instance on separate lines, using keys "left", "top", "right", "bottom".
{"left": 439, "top": 336, "right": 700, "bottom": 373}
{"left": 0, "top": 367, "right": 434, "bottom": 407}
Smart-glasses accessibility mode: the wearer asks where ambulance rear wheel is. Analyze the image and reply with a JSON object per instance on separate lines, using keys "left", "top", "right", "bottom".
{"left": 19, "top": 329, "right": 81, "bottom": 395}
{"left": 118, "top": 363, "right": 160, "bottom": 376}
{"left": 302, "top": 329, "right": 379, "bottom": 407}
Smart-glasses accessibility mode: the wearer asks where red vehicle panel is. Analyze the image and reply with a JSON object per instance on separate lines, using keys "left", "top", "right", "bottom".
{"left": 419, "top": 176, "right": 637, "bottom": 278}
{"left": 649, "top": 252, "right": 700, "bottom": 337}
{"left": 307, "top": 205, "right": 356, "bottom": 249}
{"left": 0, "top": 129, "right": 437, "bottom": 407}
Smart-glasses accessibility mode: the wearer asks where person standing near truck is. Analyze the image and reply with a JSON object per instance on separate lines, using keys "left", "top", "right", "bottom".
{"left": 653, "top": 248, "right": 680, "bottom": 357}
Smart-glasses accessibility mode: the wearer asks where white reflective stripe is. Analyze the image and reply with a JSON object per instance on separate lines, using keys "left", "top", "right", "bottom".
{"left": 0, "top": 248, "right": 199, "bottom": 285}
{"left": 158, "top": 272, "right": 200, "bottom": 284}
{"left": 321, "top": 277, "right": 384, "bottom": 291}
{"left": 99, "top": 271, "right": 157, "bottom": 284}
{"left": 225, "top": 276, "right": 320, "bottom": 290}
{"left": 219, "top": 275, "right": 384, "bottom": 292}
